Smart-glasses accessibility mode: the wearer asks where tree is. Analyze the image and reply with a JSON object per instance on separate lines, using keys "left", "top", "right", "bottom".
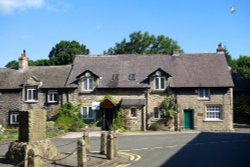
{"left": 237, "top": 55, "right": 250, "bottom": 79}
{"left": 48, "top": 40, "right": 90, "bottom": 65}
{"left": 224, "top": 46, "right": 237, "bottom": 71}
{"left": 5, "top": 60, "right": 18, "bottom": 69}
{"left": 104, "top": 31, "right": 183, "bottom": 55}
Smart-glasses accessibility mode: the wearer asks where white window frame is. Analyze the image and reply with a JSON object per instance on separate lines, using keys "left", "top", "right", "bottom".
{"left": 154, "top": 77, "right": 166, "bottom": 90}
{"left": 198, "top": 88, "right": 210, "bottom": 100}
{"left": 130, "top": 107, "right": 137, "bottom": 118}
{"left": 82, "top": 107, "right": 94, "bottom": 119}
{"left": 82, "top": 78, "right": 94, "bottom": 91}
{"left": 153, "top": 107, "right": 161, "bottom": 119}
{"left": 26, "top": 87, "right": 38, "bottom": 102}
{"left": 10, "top": 112, "right": 19, "bottom": 125}
{"left": 206, "top": 105, "right": 222, "bottom": 121}
{"left": 47, "top": 90, "right": 58, "bottom": 103}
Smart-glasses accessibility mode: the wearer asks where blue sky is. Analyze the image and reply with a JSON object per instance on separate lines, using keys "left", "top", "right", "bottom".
{"left": 0, "top": 0, "right": 249, "bottom": 67}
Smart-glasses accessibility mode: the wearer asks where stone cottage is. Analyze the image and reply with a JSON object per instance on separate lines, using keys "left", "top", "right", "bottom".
{"left": 0, "top": 50, "right": 71, "bottom": 127}
{"left": 0, "top": 44, "right": 234, "bottom": 131}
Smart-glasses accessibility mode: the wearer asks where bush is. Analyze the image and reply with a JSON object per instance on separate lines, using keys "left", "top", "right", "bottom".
{"left": 110, "top": 109, "right": 125, "bottom": 132}
{"left": 55, "top": 102, "right": 85, "bottom": 132}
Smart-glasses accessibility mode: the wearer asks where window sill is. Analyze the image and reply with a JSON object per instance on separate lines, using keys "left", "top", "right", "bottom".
{"left": 80, "top": 90, "right": 94, "bottom": 94}
{"left": 151, "top": 90, "right": 166, "bottom": 94}
{"left": 47, "top": 101, "right": 58, "bottom": 104}
{"left": 25, "top": 100, "right": 38, "bottom": 103}
{"left": 203, "top": 119, "right": 224, "bottom": 122}
{"left": 197, "top": 98, "right": 210, "bottom": 101}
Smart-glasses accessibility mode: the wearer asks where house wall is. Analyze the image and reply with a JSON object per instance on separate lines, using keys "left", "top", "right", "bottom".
{"left": 176, "top": 88, "right": 233, "bottom": 131}
{"left": 69, "top": 88, "right": 146, "bottom": 131}
{"left": 0, "top": 89, "right": 22, "bottom": 126}
{"left": 21, "top": 89, "right": 67, "bottom": 120}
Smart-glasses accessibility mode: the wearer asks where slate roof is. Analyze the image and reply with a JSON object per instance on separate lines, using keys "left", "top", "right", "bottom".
{"left": 121, "top": 99, "right": 146, "bottom": 106}
{"left": 0, "top": 65, "right": 71, "bottom": 89}
{"left": 66, "top": 53, "right": 234, "bottom": 88}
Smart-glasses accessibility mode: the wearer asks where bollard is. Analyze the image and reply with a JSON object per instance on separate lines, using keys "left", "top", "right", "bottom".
{"left": 26, "top": 149, "right": 38, "bottom": 167}
{"left": 82, "top": 131, "right": 90, "bottom": 151}
{"left": 107, "top": 133, "right": 114, "bottom": 160}
{"left": 100, "top": 132, "right": 107, "bottom": 155}
{"left": 113, "top": 132, "right": 118, "bottom": 157}
{"left": 77, "top": 139, "right": 87, "bottom": 167}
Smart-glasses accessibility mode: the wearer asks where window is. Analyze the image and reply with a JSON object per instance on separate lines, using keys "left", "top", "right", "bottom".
{"left": 206, "top": 105, "right": 222, "bottom": 121}
{"left": 82, "top": 107, "right": 93, "bottom": 119}
{"left": 47, "top": 90, "right": 58, "bottom": 103}
{"left": 198, "top": 88, "right": 210, "bottom": 100}
{"left": 82, "top": 78, "right": 94, "bottom": 91}
{"left": 112, "top": 74, "right": 119, "bottom": 81}
{"left": 154, "top": 77, "right": 165, "bottom": 90}
{"left": 130, "top": 107, "right": 137, "bottom": 117}
{"left": 26, "top": 87, "right": 38, "bottom": 102}
{"left": 9, "top": 112, "right": 19, "bottom": 125}
{"left": 153, "top": 107, "right": 161, "bottom": 119}
{"left": 128, "top": 74, "right": 136, "bottom": 80}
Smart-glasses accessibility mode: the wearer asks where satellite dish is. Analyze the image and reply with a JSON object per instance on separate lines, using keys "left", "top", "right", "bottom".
{"left": 230, "top": 6, "right": 235, "bottom": 14}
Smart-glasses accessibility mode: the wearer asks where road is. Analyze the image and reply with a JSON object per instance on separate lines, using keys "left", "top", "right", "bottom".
{"left": 1, "top": 127, "right": 250, "bottom": 167}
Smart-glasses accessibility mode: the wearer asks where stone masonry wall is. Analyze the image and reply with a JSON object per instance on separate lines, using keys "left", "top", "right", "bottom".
{"left": 176, "top": 88, "right": 233, "bottom": 131}
{"left": 123, "top": 106, "right": 144, "bottom": 131}
{"left": 69, "top": 89, "right": 146, "bottom": 131}
{"left": 0, "top": 90, "right": 22, "bottom": 126}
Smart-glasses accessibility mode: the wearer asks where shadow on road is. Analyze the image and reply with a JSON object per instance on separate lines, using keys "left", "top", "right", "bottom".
{"left": 160, "top": 132, "right": 250, "bottom": 167}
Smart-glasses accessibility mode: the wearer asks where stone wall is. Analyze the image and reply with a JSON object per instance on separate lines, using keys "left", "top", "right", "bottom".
{"left": 0, "top": 89, "right": 22, "bottom": 126}
{"left": 122, "top": 106, "right": 144, "bottom": 131}
{"left": 176, "top": 88, "right": 233, "bottom": 131}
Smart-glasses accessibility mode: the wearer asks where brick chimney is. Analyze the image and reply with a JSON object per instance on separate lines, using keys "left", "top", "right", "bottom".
{"left": 216, "top": 43, "right": 224, "bottom": 54}
{"left": 172, "top": 48, "right": 180, "bottom": 56}
{"left": 19, "top": 50, "right": 28, "bottom": 69}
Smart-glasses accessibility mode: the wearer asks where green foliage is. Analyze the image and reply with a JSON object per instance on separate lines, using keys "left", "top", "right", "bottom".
{"left": 46, "top": 121, "right": 64, "bottom": 138}
{"left": 98, "top": 95, "right": 119, "bottom": 106}
{"left": 224, "top": 47, "right": 237, "bottom": 71}
{"left": 0, "top": 128, "right": 18, "bottom": 142}
{"left": 49, "top": 40, "right": 90, "bottom": 65}
{"left": 55, "top": 102, "right": 85, "bottom": 132}
{"left": 236, "top": 55, "right": 250, "bottom": 79}
{"left": 110, "top": 109, "right": 126, "bottom": 132}
{"left": 5, "top": 60, "right": 18, "bottom": 69}
{"left": 161, "top": 96, "right": 178, "bottom": 125}
{"left": 234, "top": 96, "right": 250, "bottom": 123}
{"left": 104, "top": 31, "right": 183, "bottom": 55}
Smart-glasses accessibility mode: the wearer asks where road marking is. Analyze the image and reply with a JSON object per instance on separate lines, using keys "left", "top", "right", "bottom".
{"left": 151, "top": 146, "right": 163, "bottom": 150}
{"left": 119, "top": 149, "right": 131, "bottom": 152}
{"left": 116, "top": 163, "right": 131, "bottom": 167}
{"left": 119, "top": 152, "right": 141, "bottom": 161}
{"left": 166, "top": 145, "right": 178, "bottom": 148}
{"left": 132, "top": 147, "right": 149, "bottom": 151}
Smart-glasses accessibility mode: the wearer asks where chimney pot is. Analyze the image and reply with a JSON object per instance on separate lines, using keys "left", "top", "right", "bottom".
{"left": 216, "top": 43, "right": 224, "bottom": 54}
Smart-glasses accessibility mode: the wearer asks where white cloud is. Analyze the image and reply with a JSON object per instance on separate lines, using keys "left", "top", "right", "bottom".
{"left": 0, "top": 0, "right": 44, "bottom": 15}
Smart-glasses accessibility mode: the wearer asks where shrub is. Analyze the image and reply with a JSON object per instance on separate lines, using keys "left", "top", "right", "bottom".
{"left": 110, "top": 109, "right": 125, "bottom": 132}
{"left": 55, "top": 102, "right": 85, "bottom": 132}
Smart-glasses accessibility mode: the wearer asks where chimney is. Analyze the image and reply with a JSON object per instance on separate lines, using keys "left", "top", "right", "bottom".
{"left": 216, "top": 43, "right": 224, "bottom": 54}
{"left": 18, "top": 50, "right": 28, "bottom": 69}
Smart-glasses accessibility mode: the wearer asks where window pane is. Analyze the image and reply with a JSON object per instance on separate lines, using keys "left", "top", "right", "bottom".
{"left": 155, "top": 78, "right": 159, "bottom": 89}
{"left": 131, "top": 108, "right": 137, "bottom": 117}
{"left": 89, "top": 79, "right": 94, "bottom": 90}
{"left": 83, "top": 107, "right": 88, "bottom": 118}
{"left": 88, "top": 107, "right": 93, "bottom": 118}
{"left": 83, "top": 79, "right": 87, "bottom": 90}
{"left": 33, "top": 89, "right": 37, "bottom": 100}
{"left": 160, "top": 77, "right": 165, "bottom": 89}
{"left": 154, "top": 107, "right": 159, "bottom": 118}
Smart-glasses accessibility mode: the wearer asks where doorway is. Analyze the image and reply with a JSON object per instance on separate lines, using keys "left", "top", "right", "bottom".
{"left": 100, "top": 99, "right": 116, "bottom": 130}
{"left": 183, "top": 109, "right": 194, "bottom": 129}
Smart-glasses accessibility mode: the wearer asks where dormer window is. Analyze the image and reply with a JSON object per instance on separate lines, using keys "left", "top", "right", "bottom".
{"left": 129, "top": 74, "right": 136, "bottom": 80}
{"left": 112, "top": 74, "right": 119, "bottom": 81}
{"left": 154, "top": 76, "right": 165, "bottom": 90}
{"left": 82, "top": 78, "right": 94, "bottom": 91}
